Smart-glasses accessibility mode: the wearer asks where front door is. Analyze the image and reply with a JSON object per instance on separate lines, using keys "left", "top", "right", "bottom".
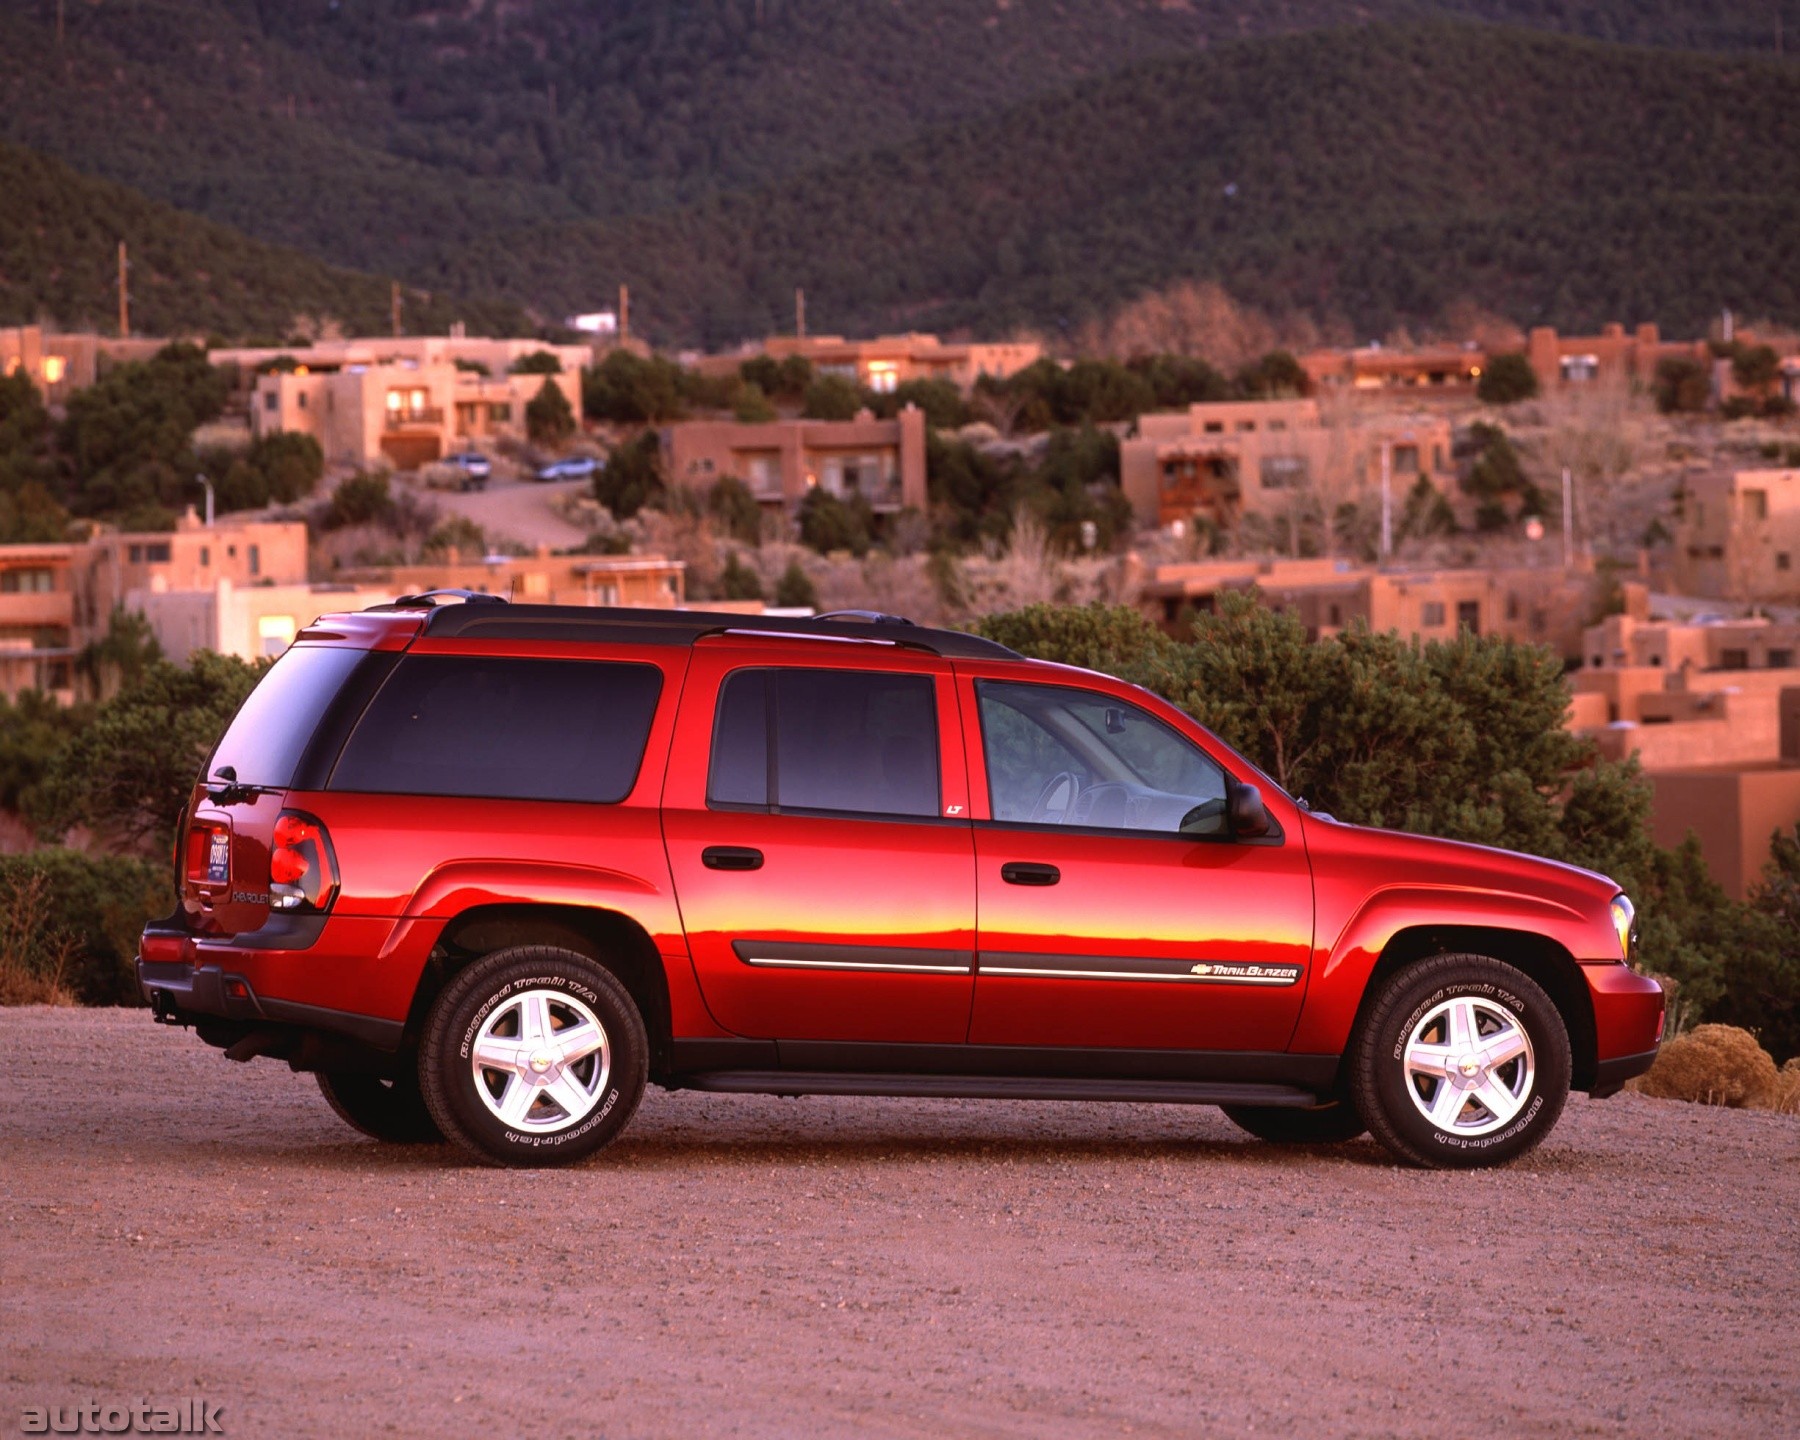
{"left": 663, "top": 644, "right": 977, "bottom": 1043}
{"left": 963, "top": 675, "right": 1313, "bottom": 1053}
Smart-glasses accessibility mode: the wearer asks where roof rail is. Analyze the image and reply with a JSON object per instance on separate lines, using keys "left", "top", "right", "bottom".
{"left": 815, "top": 609, "right": 917, "bottom": 627}
{"left": 369, "top": 589, "right": 510, "bottom": 612}
{"left": 411, "top": 602, "right": 1020, "bottom": 660}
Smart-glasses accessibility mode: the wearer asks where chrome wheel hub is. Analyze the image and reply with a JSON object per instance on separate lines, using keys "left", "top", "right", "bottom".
{"left": 470, "top": 989, "right": 611, "bottom": 1134}
{"left": 1402, "top": 995, "right": 1535, "bottom": 1137}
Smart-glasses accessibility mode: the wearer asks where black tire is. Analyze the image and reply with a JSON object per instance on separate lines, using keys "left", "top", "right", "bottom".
{"left": 315, "top": 1068, "right": 443, "bottom": 1144}
{"left": 1349, "top": 953, "right": 1571, "bottom": 1169}
{"left": 1222, "top": 1100, "right": 1367, "bottom": 1146}
{"left": 419, "top": 945, "right": 648, "bottom": 1167}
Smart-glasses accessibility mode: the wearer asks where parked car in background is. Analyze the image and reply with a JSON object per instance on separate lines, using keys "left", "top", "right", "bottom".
{"left": 441, "top": 452, "right": 491, "bottom": 491}
{"left": 535, "top": 456, "right": 598, "bottom": 483}
{"left": 137, "top": 600, "right": 1663, "bottom": 1170}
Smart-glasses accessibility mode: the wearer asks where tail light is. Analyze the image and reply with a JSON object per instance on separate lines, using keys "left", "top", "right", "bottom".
{"left": 269, "top": 810, "right": 339, "bottom": 913}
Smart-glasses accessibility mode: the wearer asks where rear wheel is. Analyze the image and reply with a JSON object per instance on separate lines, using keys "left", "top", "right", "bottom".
{"left": 419, "top": 945, "right": 647, "bottom": 1167}
{"left": 1222, "top": 1100, "right": 1366, "bottom": 1146}
{"left": 316, "top": 1068, "right": 442, "bottom": 1144}
{"left": 1350, "top": 953, "right": 1570, "bottom": 1169}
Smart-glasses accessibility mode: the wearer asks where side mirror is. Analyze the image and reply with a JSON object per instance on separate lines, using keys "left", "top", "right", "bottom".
{"left": 1228, "top": 782, "right": 1270, "bottom": 839}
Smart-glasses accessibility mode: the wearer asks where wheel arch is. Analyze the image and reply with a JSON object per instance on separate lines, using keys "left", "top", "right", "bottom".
{"left": 1356, "top": 925, "right": 1599, "bottom": 1090}
{"left": 404, "top": 903, "right": 675, "bottom": 1080}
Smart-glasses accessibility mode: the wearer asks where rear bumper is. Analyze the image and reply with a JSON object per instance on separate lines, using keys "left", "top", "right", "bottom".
{"left": 137, "top": 912, "right": 410, "bottom": 1051}
{"left": 138, "top": 958, "right": 404, "bottom": 1050}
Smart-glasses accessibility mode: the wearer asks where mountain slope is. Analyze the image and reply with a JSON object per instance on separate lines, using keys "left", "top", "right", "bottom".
{"left": 0, "top": 142, "right": 531, "bottom": 339}
{"left": 1, "top": 1, "right": 1793, "bottom": 284}
{"left": 425, "top": 21, "right": 1800, "bottom": 344}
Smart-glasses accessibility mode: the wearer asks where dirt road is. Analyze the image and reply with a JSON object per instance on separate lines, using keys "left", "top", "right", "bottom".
{"left": 2, "top": 1008, "right": 1796, "bottom": 1438}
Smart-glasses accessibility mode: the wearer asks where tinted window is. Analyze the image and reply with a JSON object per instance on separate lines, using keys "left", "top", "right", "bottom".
{"left": 331, "top": 656, "right": 662, "bottom": 803}
{"left": 977, "top": 680, "right": 1227, "bottom": 835}
{"left": 708, "top": 668, "right": 939, "bottom": 818}
{"left": 208, "top": 644, "right": 372, "bottom": 789}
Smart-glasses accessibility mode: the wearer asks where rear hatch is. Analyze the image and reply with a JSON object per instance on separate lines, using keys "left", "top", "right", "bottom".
{"left": 178, "top": 630, "right": 407, "bottom": 937}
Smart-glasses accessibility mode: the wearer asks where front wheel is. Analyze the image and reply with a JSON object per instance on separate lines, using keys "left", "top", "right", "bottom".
{"left": 419, "top": 946, "right": 648, "bottom": 1167}
{"left": 1349, "top": 953, "right": 1570, "bottom": 1169}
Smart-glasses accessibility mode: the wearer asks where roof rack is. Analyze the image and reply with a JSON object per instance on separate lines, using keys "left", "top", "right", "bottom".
{"left": 369, "top": 589, "right": 509, "bottom": 612}
{"left": 408, "top": 602, "right": 1020, "bottom": 660}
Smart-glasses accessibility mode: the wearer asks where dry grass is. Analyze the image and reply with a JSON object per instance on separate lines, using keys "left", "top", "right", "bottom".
{"left": 1627, "top": 1024, "right": 1786, "bottom": 1110}
{"left": 0, "top": 870, "right": 78, "bottom": 1007}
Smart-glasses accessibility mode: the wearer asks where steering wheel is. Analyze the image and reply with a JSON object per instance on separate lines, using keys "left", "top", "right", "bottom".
{"left": 1029, "top": 771, "right": 1080, "bottom": 824}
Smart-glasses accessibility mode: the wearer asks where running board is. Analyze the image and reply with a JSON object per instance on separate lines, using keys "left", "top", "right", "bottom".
{"left": 672, "top": 1071, "right": 1323, "bottom": 1107}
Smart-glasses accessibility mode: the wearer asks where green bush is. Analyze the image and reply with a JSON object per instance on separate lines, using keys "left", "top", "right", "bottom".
{"left": 774, "top": 558, "right": 820, "bottom": 610}
{"left": 595, "top": 432, "right": 664, "bottom": 519}
{"left": 801, "top": 375, "right": 866, "bottom": 421}
{"left": 509, "top": 350, "right": 563, "bottom": 375}
{"left": 707, "top": 476, "right": 763, "bottom": 544}
{"left": 1475, "top": 352, "right": 1539, "bottom": 405}
{"left": 797, "top": 488, "right": 872, "bottom": 555}
{"left": 526, "top": 378, "right": 577, "bottom": 445}
{"left": 1654, "top": 356, "right": 1711, "bottom": 414}
{"left": 719, "top": 551, "right": 764, "bottom": 601}
{"left": 321, "top": 471, "right": 394, "bottom": 530}
{"left": 0, "top": 850, "right": 173, "bottom": 1006}
{"left": 582, "top": 350, "right": 687, "bottom": 424}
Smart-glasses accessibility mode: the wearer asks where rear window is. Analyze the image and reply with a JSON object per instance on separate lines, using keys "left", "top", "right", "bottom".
{"left": 207, "top": 644, "right": 371, "bottom": 789}
{"left": 329, "top": 655, "right": 662, "bottom": 803}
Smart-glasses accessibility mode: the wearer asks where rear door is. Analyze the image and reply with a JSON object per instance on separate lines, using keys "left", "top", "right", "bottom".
{"left": 662, "top": 640, "right": 977, "bottom": 1043}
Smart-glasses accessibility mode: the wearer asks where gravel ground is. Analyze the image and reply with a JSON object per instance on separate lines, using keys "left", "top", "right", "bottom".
{"left": 2, "top": 1008, "right": 1796, "bottom": 1439}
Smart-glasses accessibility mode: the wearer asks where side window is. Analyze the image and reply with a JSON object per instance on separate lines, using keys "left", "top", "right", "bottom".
{"left": 976, "top": 680, "right": 1227, "bottom": 835}
{"left": 708, "top": 667, "right": 939, "bottom": 819}
{"left": 330, "top": 656, "right": 662, "bottom": 803}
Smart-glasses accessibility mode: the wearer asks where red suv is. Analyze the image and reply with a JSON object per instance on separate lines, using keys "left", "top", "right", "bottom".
{"left": 138, "top": 598, "right": 1663, "bottom": 1168}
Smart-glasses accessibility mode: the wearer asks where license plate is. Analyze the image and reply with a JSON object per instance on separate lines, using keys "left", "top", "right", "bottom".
{"left": 206, "top": 830, "right": 231, "bottom": 884}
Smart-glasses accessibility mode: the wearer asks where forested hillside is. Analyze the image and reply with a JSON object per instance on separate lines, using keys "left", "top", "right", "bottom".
{"left": 2, "top": 1, "right": 1793, "bottom": 279}
{"left": 0, "top": 143, "right": 530, "bottom": 339}
{"left": 426, "top": 22, "right": 1800, "bottom": 344}
{"left": 1, "top": 3, "right": 1795, "bottom": 343}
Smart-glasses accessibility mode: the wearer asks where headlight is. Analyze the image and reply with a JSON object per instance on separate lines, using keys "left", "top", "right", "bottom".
{"left": 1609, "top": 894, "right": 1637, "bottom": 962}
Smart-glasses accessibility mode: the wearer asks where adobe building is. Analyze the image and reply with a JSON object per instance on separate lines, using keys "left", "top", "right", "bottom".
{"left": 0, "top": 542, "right": 78, "bottom": 702}
{"left": 1134, "top": 556, "right": 1595, "bottom": 661}
{"left": 336, "top": 551, "right": 688, "bottom": 611}
{"left": 1569, "top": 601, "right": 1800, "bottom": 898}
{"left": 694, "top": 333, "right": 1042, "bottom": 393}
{"left": 213, "top": 336, "right": 588, "bottom": 472}
{"left": 1299, "top": 342, "right": 1486, "bottom": 395}
{"left": 662, "top": 408, "right": 928, "bottom": 516}
{"left": 1671, "top": 468, "right": 1800, "bottom": 604}
{"left": 0, "top": 511, "right": 308, "bottom": 699}
{"left": 1120, "top": 398, "right": 1454, "bottom": 530}
{"left": 1, "top": 325, "right": 178, "bottom": 404}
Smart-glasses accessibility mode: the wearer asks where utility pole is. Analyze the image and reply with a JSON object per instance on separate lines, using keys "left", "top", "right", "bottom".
{"left": 195, "top": 475, "right": 215, "bottom": 528}
{"left": 391, "top": 280, "right": 402, "bottom": 338}
{"left": 1379, "top": 442, "right": 1392, "bottom": 559}
{"left": 56, "top": 0, "right": 65, "bottom": 46}
{"left": 1561, "top": 466, "right": 1574, "bottom": 569}
{"left": 117, "top": 241, "right": 129, "bottom": 337}
{"left": 795, "top": 287, "right": 806, "bottom": 339}
{"left": 618, "top": 283, "right": 630, "bottom": 344}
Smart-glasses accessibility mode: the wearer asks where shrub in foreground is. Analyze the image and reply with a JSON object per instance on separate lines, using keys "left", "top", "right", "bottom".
{"left": 1626, "top": 1024, "right": 1779, "bottom": 1108}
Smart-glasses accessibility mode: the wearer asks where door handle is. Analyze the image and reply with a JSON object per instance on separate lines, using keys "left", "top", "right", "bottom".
{"left": 702, "top": 846, "right": 764, "bottom": 872}
{"left": 1001, "top": 862, "right": 1060, "bottom": 886}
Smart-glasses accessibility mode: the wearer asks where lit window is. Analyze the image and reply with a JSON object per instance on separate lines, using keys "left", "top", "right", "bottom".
{"left": 867, "top": 362, "right": 899, "bottom": 394}
{"left": 42, "top": 355, "right": 67, "bottom": 384}
{"left": 257, "top": 614, "right": 297, "bottom": 658}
